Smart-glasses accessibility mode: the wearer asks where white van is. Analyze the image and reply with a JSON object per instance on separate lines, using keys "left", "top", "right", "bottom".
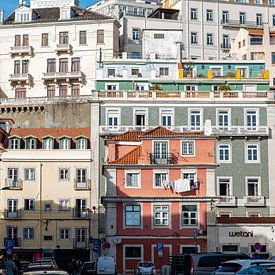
{"left": 96, "top": 256, "right": 116, "bottom": 275}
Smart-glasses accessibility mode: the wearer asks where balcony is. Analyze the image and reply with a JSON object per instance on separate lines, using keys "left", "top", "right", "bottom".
{"left": 216, "top": 196, "right": 237, "bottom": 207}
{"left": 4, "top": 178, "right": 23, "bottom": 190}
{"left": 220, "top": 43, "right": 231, "bottom": 51}
{"left": 150, "top": 153, "right": 178, "bottom": 165}
{"left": 4, "top": 238, "right": 21, "bottom": 247}
{"left": 4, "top": 210, "right": 21, "bottom": 219}
{"left": 74, "top": 179, "right": 91, "bottom": 190}
{"left": 74, "top": 209, "right": 90, "bottom": 219}
{"left": 211, "top": 126, "right": 269, "bottom": 136}
{"left": 73, "top": 238, "right": 89, "bottom": 249}
{"left": 10, "top": 46, "right": 33, "bottom": 56}
{"left": 244, "top": 195, "right": 265, "bottom": 207}
{"left": 221, "top": 20, "right": 263, "bottom": 29}
{"left": 9, "top": 73, "right": 32, "bottom": 84}
{"left": 43, "top": 71, "right": 83, "bottom": 82}
{"left": 55, "top": 44, "right": 72, "bottom": 54}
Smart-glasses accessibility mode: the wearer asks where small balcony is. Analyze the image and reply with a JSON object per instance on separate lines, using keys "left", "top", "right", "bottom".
{"left": 216, "top": 196, "right": 237, "bottom": 207}
{"left": 221, "top": 19, "right": 263, "bottom": 29}
{"left": 220, "top": 43, "right": 231, "bottom": 50}
{"left": 10, "top": 46, "right": 33, "bottom": 56}
{"left": 4, "top": 238, "right": 21, "bottom": 247}
{"left": 74, "top": 179, "right": 91, "bottom": 190}
{"left": 55, "top": 44, "right": 72, "bottom": 54}
{"left": 43, "top": 71, "right": 83, "bottom": 82}
{"left": 4, "top": 210, "right": 21, "bottom": 219}
{"left": 150, "top": 153, "right": 178, "bottom": 165}
{"left": 74, "top": 209, "right": 90, "bottom": 219}
{"left": 73, "top": 238, "right": 89, "bottom": 249}
{"left": 9, "top": 73, "right": 32, "bottom": 84}
{"left": 4, "top": 178, "right": 23, "bottom": 190}
{"left": 244, "top": 195, "right": 265, "bottom": 207}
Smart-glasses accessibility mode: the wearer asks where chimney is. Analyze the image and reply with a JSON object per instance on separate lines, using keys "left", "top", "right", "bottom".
{"left": 0, "top": 10, "right": 4, "bottom": 24}
{"left": 19, "top": 0, "right": 23, "bottom": 7}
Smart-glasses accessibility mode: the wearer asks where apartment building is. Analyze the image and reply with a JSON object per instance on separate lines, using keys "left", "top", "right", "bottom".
{"left": 103, "top": 127, "right": 216, "bottom": 273}
{"left": 0, "top": 127, "right": 95, "bottom": 265}
{"left": 0, "top": 0, "right": 119, "bottom": 98}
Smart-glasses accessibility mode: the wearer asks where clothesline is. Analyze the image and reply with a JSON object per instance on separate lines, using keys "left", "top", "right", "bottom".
{"left": 162, "top": 179, "right": 200, "bottom": 193}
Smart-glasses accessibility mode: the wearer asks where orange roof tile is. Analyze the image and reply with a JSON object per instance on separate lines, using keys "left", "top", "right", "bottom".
{"left": 248, "top": 28, "right": 263, "bottom": 35}
{"left": 112, "top": 131, "right": 143, "bottom": 142}
{"left": 109, "top": 146, "right": 142, "bottom": 164}
{"left": 9, "top": 128, "right": 90, "bottom": 142}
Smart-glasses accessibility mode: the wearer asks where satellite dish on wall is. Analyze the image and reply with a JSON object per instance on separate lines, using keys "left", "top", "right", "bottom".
{"left": 113, "top": 237, "right": 122, "bottom": 244}
{"left": 204, "top": 119, "right": 212, "bottom": 136}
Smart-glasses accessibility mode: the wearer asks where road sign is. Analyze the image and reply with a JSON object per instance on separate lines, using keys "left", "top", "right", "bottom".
{"left": 93, "top": 246, "right": 100, "bottom": 254}
{"left": 5, "top": 240, "right": 15, "bottom": 250}
{"left": 7, "top": 249, "right": 12, "bottom": 255}
{"left": 158, "top": 251, "right": 163, "bottom": 257}
{"left": 156, "top": 243, "right": 164, "bottom": 251}
{"left": 93, "top": 239, "right": 101, "bottom": 246}
{"left": 104, "top": 242, "right": 111, "bottom": 250}
{"left": 254, "top": 242, "right": 262, "bottom": 251}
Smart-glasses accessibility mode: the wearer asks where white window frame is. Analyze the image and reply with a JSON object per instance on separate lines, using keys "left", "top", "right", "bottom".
{"left": 217, "top": 177, "right": 233, "bottom": 196}
{"left": 181, "top": 141, "right": 195, "bottom": 156}
{"left": 180, "top": 203, "right": 199, "bottom": 229}
{"left": 218, "top": 143, "right": 232, "bottom": 163}
{"left": 59, "top": 168, "right": 70, "bottom": 181}
{"left": 59, "top": 138, "right": 71, "bottom": 150}
{"left": 188, "top": 108, "right": 203, "bottom": 130}
{"left": 245, "top": 143, "right": 260, "bottom": 163}
{"left": 76, "top": 168, "right": 87, "bottom": 183}
{"left": 59, "top": 199, "right": 70, "bottom": 211}
{"left": 133, "top": 108, "right": 148, "bottom": 127}
{"left": 159, "top": 108, "right": 174, "bottom": 127}
{"left": 209, "top": 65, "right": 223, "bottom": 77}
{"left": 9, "top": 137, "right": 20, "bottom": 149}
{"left": 23, "top": 227, "right": 34, "bottom": 240}
{"left": 159, "top": 67, "right": 169, "bottom": 76}
{"left": 106, "top": 108, "right": 120, "bottom": 128}
{"left": 244, "top": 108, "right": 259, "bottom": 130}
{"left": 25, "top": 137, "right": 37, "bottom": 149}
{"left": 124, "top": 204, "right": 142, "bottom": 228}
{"left": 236, "top": 66, "right": 249, "bottom": 78}
{"left": 105, "top": 83, "right": 118, "bottom": 90}
{"left": 125, "top": 170, "right": 141, "bottom": 188}
{"left": 152, "top": 204, "right": 170, "bottom": 227}
{"left": 24, "top": 168, "right": 35, "bottom": 181}
{"left": 216, "top": 108, "right": 231, "bottom": 128}
{"left": 153, "top": 170, "right": 168, "bottom": 189}
{"left": 206, "top": 33, "right": 214, "bottom": 45}
{"left": 245, "top": 177, "right": 261, "bottom": 196}
{"left": 76, "top": 137, "right": 87, "bottom": 150}
{"left": 217, "top": 212, "right": 232, "bottom": 217}
{"left": 24, "top": 198, "right": 35, "bottom": 211}
{"left": 59, "top": 228, "right": 70, "bottom": 240}
{"left": 43, "top": 137, "right": 54, "bottom": 150}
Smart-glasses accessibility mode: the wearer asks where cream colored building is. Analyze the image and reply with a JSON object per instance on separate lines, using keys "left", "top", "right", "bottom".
{"left": 0, "top": 127, "right": 96, "bottom": 262}
{"left": 0, "top": 0, "right": 119, "bottom": 98}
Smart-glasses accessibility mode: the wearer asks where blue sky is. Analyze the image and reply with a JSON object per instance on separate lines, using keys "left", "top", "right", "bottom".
{"left": 1, "top": 0, "right": 98, "bottom": 17}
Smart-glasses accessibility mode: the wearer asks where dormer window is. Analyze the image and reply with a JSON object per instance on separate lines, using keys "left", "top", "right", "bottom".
{"left": 15, "top": 6, "right": 34, "bottom": 23}
{"left": 59, "top": 138, "right": 71, "bottom": 150}
{"left": 9, "top": 137, "right": 20, "bottom": 149}
{"left": 76, "top": 137, "right": 87, "bottom": 150}
{"left": 25, "top": 137, "right": 37, "bottom": 149}
{"left": 43, "top": 137, "right": 54, "bottom": 150}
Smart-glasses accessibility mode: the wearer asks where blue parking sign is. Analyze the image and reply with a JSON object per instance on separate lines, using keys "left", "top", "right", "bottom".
{"left": 5, "top": 240, "right": 15, "bottom": 250}
{"left": 156, "top": 243, "right": 164, "bottom": 251}
{"left": 93, "top": 246, "right": 100, "bottom": 254}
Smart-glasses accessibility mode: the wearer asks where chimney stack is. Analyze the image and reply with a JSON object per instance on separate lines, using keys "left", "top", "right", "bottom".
{"left": 19, "top": 0, "right": 23, "bottom": 7}
{"left": 0, "top": 10, "right": 4, "bottom": 25}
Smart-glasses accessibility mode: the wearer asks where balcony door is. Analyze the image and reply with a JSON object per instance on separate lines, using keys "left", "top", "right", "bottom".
{"left": 154, "top": 141, "right": 168, "bottom": 160}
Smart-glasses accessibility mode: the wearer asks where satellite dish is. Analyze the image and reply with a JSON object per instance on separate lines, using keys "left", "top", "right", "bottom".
{"left": 204, "top": 119, "right": 212, "bottom": 136}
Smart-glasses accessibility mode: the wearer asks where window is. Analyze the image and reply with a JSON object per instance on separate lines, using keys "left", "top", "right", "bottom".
{"left": 7, "top": 199, "right": 18, "bottom": 216}
{"left": 72, "top": 84, "right": 80, "bottom": 96}
{"left": 189, "top": 110, "right": 202, "bottom": 130}
{"left": 247, "top": 178, "right": 260, "bottom": 196}
{"left": 161, "top": 109, "right": 173, "bottom": 127}
{"left": 43, "top": 138, "right": 54, "bottom": 150}
{"left": 71, "top": 58, "right": 80, "bottom": 72}
{"left": 250, "top": 36, "right": 262, "bottom": 45}
{"left": 206, "top": 9, "right": 213, "bottom": 21}
{"left": 44, "top": 203, "right": 51, "bottom": 211}
{"left": 79, "top": 31, "right": 87, "bottom": 45}
{"left": 22, "top": 34, "right": 29, "bottom": 46}
{"left": 273, "top": 15, "right": 275, "bottom": 26}
{"left": 222, "top": 34, "right": 229, "bottom": 48}
{"left": 59, "top": 200, "right": 69, "bottom": 211}
{"left": 24, "top": 199, "right": 35, "bottom": 211}
{"left": 41, "top": 33, "right": 48, "bottom": 46}
{"left": 14, "top": 60, "right": 20, "bottom": 74}
{"left": 59, "top": 85, "right": 68, "bottom": 96}
{"left": 44, "top": 236, "right": 53, "bottom": 241}
{"left": 9, "top": 138, "right": 20, "bottom": 149}
{"left": 106, "top": 84, "right": 118, "bottom": 90}
{"left": 7, "top": 168, "right": 18, "bottom": 186}
{"left": 23, "top": 228, "right": 34, "bottom": 240}
{"left": 25, "top": 138, "right": 37, "bottom": 149}
{"left": 76, "top": 138, "right": 87, "bottom": 150}
{"left": 59, "top": 32, "right": 69, "bottom": 45}
{"left": 222, "top": 11, "right": 229, "bottom": 23}
{"left": 272, "top": 52, "right": 275, "bottom": 64}
{"left": 218, "top": 110, "right": 230, "bottom": 129}
{"left": 182, "top": 141, "right": 194, "bottom": 155}
{"left": 15, "top": 88, "right": 26, "bottom": 98}
{"left": 107, "top": 69, "right": 115, "bottom": 77}
{"left": 154, "top": 172, "right": 168, "bottom": 188}
{"left": 76, "top": 168, "right": 87, "bottom": 183}
{"left": 159, "top": 67, "right": 169, "bottom": 76}
{"left": 256, "top": 13, "right": 262, "bottom": 26}
{"left": 15, "top": 35, "right": 21, "bottom": 47}
{"left": 239, "top": 12, "right": 246, "bottom": 24}
{"left": 22, "top": 60, "right": 29, "bottom": 74}
{"left": 125, "top": 246, "right": 142, "bottom": 258}
{"left": 154, "top": 33, "right": 165, "bottom": 39}
{"left": 245, "top": 110, "right": 257, "bottom": 130}
{"left": 125, "top": 172, "right": 140, "bottom": 188}
{"left": 60, "top": 228, "right": 70, "bottom": 240}
{"left": 206, "top": 33, "right": 213, "bottom": 45}
{"left": 182, "top": 171, "right": 197, "bottom": 188}
{"left": 59, "top": 138, "right": 71, "bottom": 150}
{"left": 222, "top": 245, "right": 238, "bottom": 252}
{"left": 75, "top": 199, "right": 87, "bottom": 217}
{"left": 132, "top": 52, "right": 141, "bottom": 59}
{"left": 97, "top": 30, "right": 104, "bottom": 44}
{"left": 132, "top": 28, "right": 140, "bottom": 41}
{"left": 219, "top": 144, "right": 231, "bottom": 162}
{"left": 182, "top": 205, "right": 197, "bottom": 226}
{"left": 153, "top": 205, "right": 169, "bottom": 226}
{"left": 47, "top": 85, "right": 55, "bottom": 97}
{"left": 25, "top": 168, "right": 35, "bottom": 181}
{"left": 59, "top": 168, "right": 69, "bottom": 181}
{"left": 125, "top": 205, "right": 141, "bottom": 226}
{"left": 191, "top": 8, "right": 197, "bottom": 20}
{"left": 247, "top": 144, "right": 259, "bottom": 162}
{"left": 154, "top": 141, "right": 168, "bottom": 160}
{"left": 191, "top": 32, "right": 198, "bottom": 44}
{"left": 107, "top": 109, "right": 119, "bottom": 127}
{"left": 134, "top": 109, "right": 147, "bottom": 126}
{"left": 59, "top": 58, "right": 68, "bottom": 73}
{"left": 47, "top": 59, "right": 56, "bottom": 73}
{"left": 218, "top": 178, "right": 231, "bottom": 196}
{"left": 7, "top": 226, "right": 18, "bottom": 241}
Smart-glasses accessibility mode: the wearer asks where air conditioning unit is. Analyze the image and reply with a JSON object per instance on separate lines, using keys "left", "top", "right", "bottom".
{"left": 113, "top": 237, "right": 122, "bottom": 244}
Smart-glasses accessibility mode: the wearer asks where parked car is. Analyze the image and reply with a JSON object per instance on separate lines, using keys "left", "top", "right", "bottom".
{"left": 80, "top": 262, "right": 96, "bottom": 275}
{"left": 134, "top": 261, "right": 156, "bottom": 275}
{"left": 23, "top": 270, "right": 68, "bottom": 275}
{"left": 236, "top": 263, "right": 275, "bottom": 274}
{"left": 262, "top": 266, "right": 275, "bottom": 275}
{"left": 31, "top": 259, "right": 58, "bottom": 269}
{"left": 250, "top": 253, "right": 272, "bottom": 260}
{"left": 96, "top": 256, "right": 116, "bottom": 275}
{"left": 180, "top": 252, "right": 249, "bottom": 275}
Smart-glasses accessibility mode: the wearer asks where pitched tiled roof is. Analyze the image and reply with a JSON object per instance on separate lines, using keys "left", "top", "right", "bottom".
{"left": 111, "top": 126, "right": 205, "bottom": 142}
{"left": 5, "top": 7, "right": 111, "bottom": 24}
{"left": 109, "top": 146, "right": 142, "bottom": 164}
{"left": 9, "top": 128, "right": 90, "bottom": 142}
